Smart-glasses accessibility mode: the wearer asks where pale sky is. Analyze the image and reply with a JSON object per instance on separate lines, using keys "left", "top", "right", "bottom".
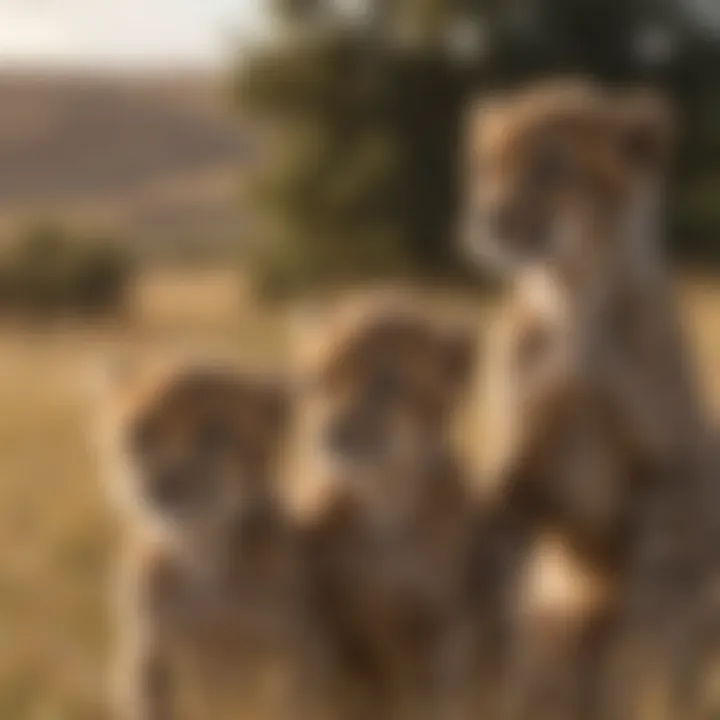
{"left": 0, "top": 1, "right": 716, "bottom": 69}
{"left": 0, "top": 0, "right": 268, "bottom": 68}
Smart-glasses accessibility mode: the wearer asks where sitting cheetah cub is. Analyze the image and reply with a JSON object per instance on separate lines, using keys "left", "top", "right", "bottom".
{"left": 298, "top": 297, "right": 481, "bottom": 720}
{"left": 101, "top": 361, "right": 306, "bottom": 720}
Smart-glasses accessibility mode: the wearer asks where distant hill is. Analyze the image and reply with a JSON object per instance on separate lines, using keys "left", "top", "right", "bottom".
{"left": 0, "top": 71, "right": 247, "bottom": 255}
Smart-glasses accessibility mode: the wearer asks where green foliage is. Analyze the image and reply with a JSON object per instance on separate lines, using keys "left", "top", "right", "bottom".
{"left": 238, "top": 31, "right": 410, "bottom": 294}
{"left": 0, "top": 224, "right": 135, "bottom": 317}
{"left": 235, "top": 0, "right": 720, "bottom": 296}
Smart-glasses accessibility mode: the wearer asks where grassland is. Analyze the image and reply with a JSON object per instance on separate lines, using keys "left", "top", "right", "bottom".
{"left": 0, "top": 269, "right": 717, "bottom": 719}
{"left": 0, "top": 72, "right": 245, "bottom": 253}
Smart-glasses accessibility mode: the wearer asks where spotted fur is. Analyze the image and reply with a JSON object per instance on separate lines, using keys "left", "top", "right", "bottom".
{"left": 464, "top": 80, "right": 713, "bottom": 719}
{"left": 298, "top": 296, "right": 482, "bottom": 720}
{"left": 103, "top": 361, "right": 311, "bottom": 720}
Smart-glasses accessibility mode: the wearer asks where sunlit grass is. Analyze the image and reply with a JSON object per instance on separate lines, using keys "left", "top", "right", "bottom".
{"left": 0, "top": 269, "right": 716, "bottom": 718}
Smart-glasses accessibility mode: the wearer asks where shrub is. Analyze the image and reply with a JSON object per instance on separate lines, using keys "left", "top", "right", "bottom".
{"left": 1, "top": 224, "right": 135, "bottom": 318}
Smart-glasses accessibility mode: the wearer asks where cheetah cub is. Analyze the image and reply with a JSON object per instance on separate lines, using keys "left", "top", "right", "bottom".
{"left": 463, "top": 79, "right": 713, "bottom": 719}
{"left": 101, "top": 360, "right": 305, "bottom": 720}
{"left": 297, "top": 296, "right": 482, "bottom": 720}
{"left": 463, "top": 79, "right": 702, "bottom": 476}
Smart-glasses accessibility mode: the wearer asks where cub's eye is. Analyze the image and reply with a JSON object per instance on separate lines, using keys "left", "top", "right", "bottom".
{"left": 128, "top": 421, "right": 159, "bottom": 458}
{"left": 371, "top": 366, "right": 405, "bottom": 399}
{"left": 532, "top": 145, "right": 571, "bottom": 187}
{"left": 197, "top": 418, "right": 234, "bottom": 454}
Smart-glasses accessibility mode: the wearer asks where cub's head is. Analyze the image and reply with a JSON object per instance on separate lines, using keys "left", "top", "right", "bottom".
{"left": 104, "top": 361, "right": 289, "bottom": 538}
{"left": 302, "top": 297, "right": 477, "bottom": 492}
{"left": 461, "top": 79, "right": 675, "bottom": 277}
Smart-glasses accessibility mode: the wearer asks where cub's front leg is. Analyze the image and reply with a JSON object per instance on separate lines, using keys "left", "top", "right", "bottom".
{"left": 484, "top": 304, "right": 575, "bottom": 498}
{"left": 111, "top": 546, "right": 175, "bottom": 720}
{"left": 575, "top": 296, "right": 693, "bottom": 471}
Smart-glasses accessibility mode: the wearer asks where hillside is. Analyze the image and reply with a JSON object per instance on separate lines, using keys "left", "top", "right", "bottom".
{"left": 0, "top": 71, "right": 247, "bottom": 253}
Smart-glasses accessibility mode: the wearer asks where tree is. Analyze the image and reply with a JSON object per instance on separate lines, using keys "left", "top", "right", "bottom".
{"left": 235, "top": 0, "right": 720, "bottom": 296}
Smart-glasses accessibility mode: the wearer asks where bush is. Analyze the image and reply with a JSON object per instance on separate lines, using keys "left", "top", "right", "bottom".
{"left": 0, "top": 224, "right": 135, "bottom": 318}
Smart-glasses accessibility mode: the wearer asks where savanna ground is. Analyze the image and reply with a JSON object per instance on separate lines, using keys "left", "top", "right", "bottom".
{"left": 0, "top": 268, "right": 717, "bottom": 720}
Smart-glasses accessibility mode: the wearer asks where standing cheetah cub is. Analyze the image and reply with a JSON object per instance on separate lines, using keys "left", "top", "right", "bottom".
{"left": 101, "top": 361, "right": 306, "bottom": 720}
{"left": 298, "top": 296, "right": 482, "bottom": 720}
{"left": 462, "top": 80, "right": 713, "bottom": 719}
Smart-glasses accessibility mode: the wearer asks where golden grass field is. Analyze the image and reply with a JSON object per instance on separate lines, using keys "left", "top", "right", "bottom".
{"left": 0, "top": 268, "right": 717, "bottom": 719}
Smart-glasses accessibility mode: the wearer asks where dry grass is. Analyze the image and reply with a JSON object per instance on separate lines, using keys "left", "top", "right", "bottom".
{"left": 0, "top": 269, "right": 717, "bottom": 719}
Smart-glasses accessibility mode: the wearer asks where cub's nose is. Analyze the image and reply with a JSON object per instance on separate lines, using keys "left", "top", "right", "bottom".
{"left": 323, "top": 411, "right": 385, "bottom": 460}
{"left": 148, "top": 467, "right": 195, "bottom": 507}
{"left": 486, "top": 200, "right": 520, "bottom": 242}
{"left": 323, "top": 418, "right": 356, "bottom": 457}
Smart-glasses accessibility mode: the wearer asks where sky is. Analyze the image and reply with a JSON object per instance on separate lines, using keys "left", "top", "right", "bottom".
{"left": 0, "top": 0, "right": 268, "bottom": 69}
{"left": 0, "top": 1, "right": 716, "bottom": 70}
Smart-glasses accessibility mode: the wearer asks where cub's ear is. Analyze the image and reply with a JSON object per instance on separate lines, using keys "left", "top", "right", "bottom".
{"left": 441, "top": 323, "right": 480, "bottom": 390}
{"left": 461, "top": 94, "right": 506, "bottom": 161}
{"left": 618, "top": 89, "right": 677, "bottom": 170}
{"left": 463, "top": 94, "right": 506, "bottom": 132}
